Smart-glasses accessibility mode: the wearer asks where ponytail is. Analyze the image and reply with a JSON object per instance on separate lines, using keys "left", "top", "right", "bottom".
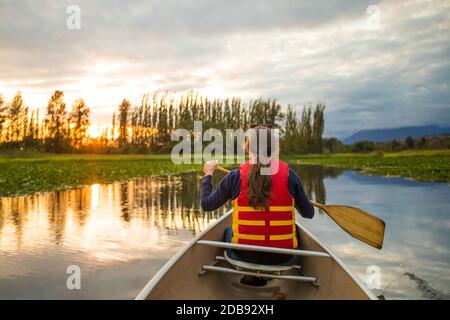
{"left": 247, "top": 126, "right": 273, "bottom": 209}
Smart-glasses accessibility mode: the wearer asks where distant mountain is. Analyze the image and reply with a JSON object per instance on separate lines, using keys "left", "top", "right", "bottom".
{"left": 342, "top": 125, "right": 450, "bottom": 144}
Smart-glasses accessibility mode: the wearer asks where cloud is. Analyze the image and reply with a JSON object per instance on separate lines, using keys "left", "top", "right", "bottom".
{"left": 0, "top": 0, "right": 449, "bottom": 137}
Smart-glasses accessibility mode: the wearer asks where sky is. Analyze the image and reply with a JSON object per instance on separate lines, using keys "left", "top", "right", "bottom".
{"left": 0, "top": 0, "right": 449, "bottom": 138}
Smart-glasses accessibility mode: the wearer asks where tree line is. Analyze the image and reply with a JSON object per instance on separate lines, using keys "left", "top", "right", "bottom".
{"left": 0, "top": 90, "right": 326, "bottom": 154}
{"left": 323, "top": 135, "right": 450, "bottom": 153}
{"left": 0, "top": 91, "right": 90, "bottom": 152}
{"left": 282, "top": 103, "right": 325, "bottom": 154}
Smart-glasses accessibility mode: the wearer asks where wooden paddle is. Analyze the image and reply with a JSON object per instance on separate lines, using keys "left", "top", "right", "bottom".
{"left": 308, "top": 201, "right": 385, "bottom": 249}
{"left": 215, "top": 165, "right": 385, "bottom": 249}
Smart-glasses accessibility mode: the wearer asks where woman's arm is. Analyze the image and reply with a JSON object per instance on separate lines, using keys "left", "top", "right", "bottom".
{"left": 288, "top": 168, "right": 314, "bottom": 219}
{"left": 200, "top": 170, "right": 240, "bottom": 211}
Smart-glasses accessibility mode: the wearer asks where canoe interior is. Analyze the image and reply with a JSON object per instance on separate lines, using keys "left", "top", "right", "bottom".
{"left": 141, "top": 213, "right": 375, "bottom": 300}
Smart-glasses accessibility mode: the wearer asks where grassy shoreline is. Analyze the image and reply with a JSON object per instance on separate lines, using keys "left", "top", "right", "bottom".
{"left": 0, "top": 150, "right": 448, "bottom": 197}
{"left": 285, "top": 150, "right": 450, "bottom": 183}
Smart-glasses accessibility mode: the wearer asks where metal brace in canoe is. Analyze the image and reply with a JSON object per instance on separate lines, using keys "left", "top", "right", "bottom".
{"left": 197, "top": 240, "right": 331, "bottom": 286}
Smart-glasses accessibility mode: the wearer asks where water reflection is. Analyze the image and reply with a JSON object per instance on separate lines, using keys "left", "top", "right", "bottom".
{"left": 0, "top": 174, "right": 226, "bottom": 299}
{"left": 295, "top": 165, "right": 344, "bottom": 205}
{"left": 295, "top": 169, "right": 450, "bottom": 300}
{"left": 0, "top": 166, "right": 449, "bottom": 300}
{"left": 0, "top": 165, "right": 335, "bottom": 252}
{"left": 1, "top": 175, "right": 224, "bottom": 252}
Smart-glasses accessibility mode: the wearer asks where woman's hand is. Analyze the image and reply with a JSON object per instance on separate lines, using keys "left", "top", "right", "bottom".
{"left": 203, "top": 160, "right": 218, "bottom": 176}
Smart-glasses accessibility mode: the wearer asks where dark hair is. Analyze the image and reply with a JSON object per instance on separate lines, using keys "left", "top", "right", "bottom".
{"left": 247, "top": 126, "right": 273, "bottom": 209}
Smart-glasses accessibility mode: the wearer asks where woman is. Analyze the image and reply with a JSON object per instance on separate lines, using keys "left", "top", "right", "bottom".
{"left": 201, "top": 125, "right": 314, "bottom": 270}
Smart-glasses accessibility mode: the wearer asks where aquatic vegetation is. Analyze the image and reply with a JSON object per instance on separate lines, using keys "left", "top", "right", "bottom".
{"left": 0, "top": 150, "right": 448, "bottom": 197}
{"left": 0, "top": 154, "right": 201, "bottom": 197}
{"left": 285, "top": 150, "right": 450, "bottom": 183}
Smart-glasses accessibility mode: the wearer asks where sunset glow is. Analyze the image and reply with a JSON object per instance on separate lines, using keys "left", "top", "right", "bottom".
{"left": 0, "top": 0, "right": 448, "bottom": 138}
{"left": 87, "top": 125, "right": 107, "bottom": 139}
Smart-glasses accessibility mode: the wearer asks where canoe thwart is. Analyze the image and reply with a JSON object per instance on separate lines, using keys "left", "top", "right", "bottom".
{"left": 197, "top": 240, "right": 331, "bottom": 258}
{"left": 202, "top": 264, "right": 318, "bottom": 283}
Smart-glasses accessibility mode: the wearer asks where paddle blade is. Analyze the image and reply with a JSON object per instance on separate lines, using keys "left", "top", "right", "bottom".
{"left": 317, "top": 204, "right": 385, "bottom": 249}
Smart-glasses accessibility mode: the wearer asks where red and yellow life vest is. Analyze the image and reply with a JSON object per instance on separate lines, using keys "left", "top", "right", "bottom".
{"left": 232, "top": 160, "right": 298, "bottom": 249}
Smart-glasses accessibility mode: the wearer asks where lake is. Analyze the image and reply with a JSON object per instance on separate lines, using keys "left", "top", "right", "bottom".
{"left": 0, "top": 165, "right": 449, "bottom": 299}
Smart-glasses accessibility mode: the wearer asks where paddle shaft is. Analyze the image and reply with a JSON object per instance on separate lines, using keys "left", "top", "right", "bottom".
{"left": 216, "top": 165, "right": 231, "bottom": 174}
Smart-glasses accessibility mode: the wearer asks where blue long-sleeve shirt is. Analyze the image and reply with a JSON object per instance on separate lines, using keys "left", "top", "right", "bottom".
{"left": 201, "top": 168, "right": 314, "bottom": 219}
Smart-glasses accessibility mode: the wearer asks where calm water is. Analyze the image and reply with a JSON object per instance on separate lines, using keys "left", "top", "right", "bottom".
{"left": 0, "top": 165, "right": 449, "bottom": 299}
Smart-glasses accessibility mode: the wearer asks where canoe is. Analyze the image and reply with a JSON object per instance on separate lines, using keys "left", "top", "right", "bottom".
{"left": 136, "top": 209, "right": 377, "bottom": 300}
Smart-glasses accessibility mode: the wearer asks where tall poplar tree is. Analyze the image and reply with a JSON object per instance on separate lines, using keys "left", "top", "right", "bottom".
{"left": 45, "top": 90, "right": 68, "bottom": 152}
{"left": 118, "top": 99, "right": 131, "bottom": 148}
{"left": 69, "top": 98, "right": 90, "bottom": 149}
{"left": 9, "top": 91, "right": 27, "bottom": 142}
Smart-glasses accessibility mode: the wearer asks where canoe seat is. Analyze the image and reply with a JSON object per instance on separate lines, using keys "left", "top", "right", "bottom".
{"left": 223, "top": 250, "right": 299, "bottom": 273}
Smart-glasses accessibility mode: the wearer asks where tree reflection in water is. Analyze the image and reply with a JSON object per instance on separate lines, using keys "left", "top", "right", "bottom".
{"left": 291, "top": 164, "right": 344, "bottom": 207}
{"left": 0, "top": 165, "right": 338, "bottom": 249}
